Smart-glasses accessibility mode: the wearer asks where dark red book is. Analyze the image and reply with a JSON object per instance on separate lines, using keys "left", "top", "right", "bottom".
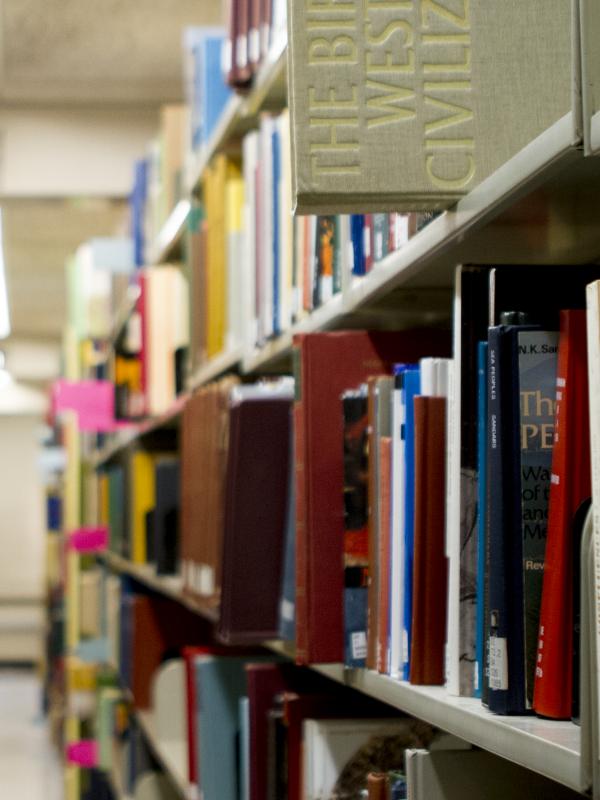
{"left": 410, "top": 396, "right": 448, "bottom": 685}
{"left": 218, "top": 394, "right": 292, "bottom": 643}
{"left": 293, "top": 330, "right": 450, "bottom": 665}
{"left": 377, "top": 437, "right": 392, "bottom": 674}
{"left": 533, "top": 310, "right": 591, "bottom": 719}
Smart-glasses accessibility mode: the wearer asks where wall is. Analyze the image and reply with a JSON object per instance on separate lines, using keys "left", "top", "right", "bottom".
{"left": 0, "top": 414, "right": 45, "bottom": 661}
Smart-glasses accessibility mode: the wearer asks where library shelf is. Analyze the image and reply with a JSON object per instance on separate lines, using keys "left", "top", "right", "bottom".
{"left": 107, "top": 770, "right": 132, "bottom": 800}
{"left": 109, "top": 284, "right": 141, "bottom": 349}
{"left": 187, "top": 346, "right": 243, "bottom": 392}
{"left": 149, "top": 200, "right": 191, "bottom": 266}
{"left": 186, "top": 38, "right": 287, "bottom": 195}
{"left": 265, "top": 642, "right": 583, "bottom": 794}
{"left": 97, "top": 551, "right": 219, "bottom": 624}
{"left": 136, "top": 710, "right": 191, "bottom": 800}
{"left": 91, "top": 393, "right": 189, "bottom": 468}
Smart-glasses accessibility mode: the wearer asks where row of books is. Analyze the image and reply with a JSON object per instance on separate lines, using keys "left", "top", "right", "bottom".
{"left": 110, "top": 265, "right": 189, "bottom": 419}
{"left": 99, "top": 264, "right": 600, "bottom": 723}
{"left": 78, "top": 579, "right": 577, "bottom": 800}
{"left": 224, "top": 0, "right": 286, "bottom": 90}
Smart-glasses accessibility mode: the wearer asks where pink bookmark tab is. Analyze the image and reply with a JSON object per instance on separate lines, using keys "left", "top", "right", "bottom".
{"left": 51, "top": 379, "right": 118, "bottom": 432}
{"left": 68, "top": 526, "right": 109, "bottom": 553}
{"left": 66, "top": 740, "right": 98, "bottom": 768}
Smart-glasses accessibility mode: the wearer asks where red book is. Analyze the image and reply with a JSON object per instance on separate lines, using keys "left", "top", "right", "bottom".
{"left": 293, "top": 330, "right": 450, "bottom": 665}
{"left": 533, "top": 310, "right": 591, "bottom": 719}
{"left": 377, "top": 437, "right": 392, "bottom": 674}
{"left": 409, "top": 396, "right": 448, "bottom": 685}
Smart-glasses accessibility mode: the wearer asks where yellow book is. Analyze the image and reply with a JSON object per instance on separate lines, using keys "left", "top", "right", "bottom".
{"left": 225, "top": 168, "right": 245, "bottom": 351}
{"left": 98, "top": 473, "right": 109, "bottom": 527}
{"left": 129, "top": 451, "right": 157, "bottom": 564}
{"left": 204, "top": 156, "right": 242, "bottom": 359}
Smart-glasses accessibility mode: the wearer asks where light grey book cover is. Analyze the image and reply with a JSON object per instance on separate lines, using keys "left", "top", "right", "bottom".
{"left": 287, "top": 0, "right": 573, "bottom": 212}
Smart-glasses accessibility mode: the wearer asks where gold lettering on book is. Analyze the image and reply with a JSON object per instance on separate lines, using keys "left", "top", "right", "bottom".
{"left": 420, "top": 0, "right": 474, "bottom": 191}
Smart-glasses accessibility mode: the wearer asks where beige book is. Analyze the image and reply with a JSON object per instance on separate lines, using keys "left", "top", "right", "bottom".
{"left": 288, "top": 0, "right": 576, "bottom": 212}
{"left": 581, "top": 0, "right": 600, "bottom": 153}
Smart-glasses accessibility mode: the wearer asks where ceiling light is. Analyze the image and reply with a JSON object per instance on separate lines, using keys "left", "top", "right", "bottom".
{"left": 0, "top": 210, "right": 10, "bottom": 339}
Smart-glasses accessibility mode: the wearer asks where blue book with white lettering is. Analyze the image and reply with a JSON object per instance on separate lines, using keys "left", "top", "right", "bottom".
{"left": 401, "top": 367, "right": 421, "bottom": 681}
{"left": 350, "top": 215, "right": 365, "bottom": 276}
{"left": 475, "top": 341, "right": 488, "bottom": 699}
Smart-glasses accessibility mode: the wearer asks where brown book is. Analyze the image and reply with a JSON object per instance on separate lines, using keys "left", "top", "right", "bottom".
{"left": 293, "top": 330, "right": 450, "bottom": 665}
{"left": 410, "top": 396, "right": 448, "bottom": 686}
{"left": 377, "top": 437, "right": 392, "bottom": 674}
{"left": 366, "top": 377, "right": 393, "bottom": 670}
{"left": 218, "top": 392, "right": 292, "bottom": 643}
{"left": 181, "top": 378, "right": 239, "bottom": 603}
{"left": 367, "top": 773, "right": 387, "bottom": 800}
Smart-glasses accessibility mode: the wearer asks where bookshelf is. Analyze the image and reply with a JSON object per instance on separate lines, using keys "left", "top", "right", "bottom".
{"left": 53, "top": 9, "right": 600, "bottom": 800}
{"left": 135, "top": 712, "right": 191, "bottom": 800}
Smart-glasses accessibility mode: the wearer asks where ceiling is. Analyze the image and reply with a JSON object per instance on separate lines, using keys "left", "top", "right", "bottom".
{"left": 0, "top": 0, "right": 223, "bottom": 106}
{"left": 0, "top": 0, "right": 224, "bottom": 378}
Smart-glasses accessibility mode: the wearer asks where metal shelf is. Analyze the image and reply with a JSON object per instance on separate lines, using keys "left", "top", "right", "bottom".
{"left": 187, "top": 347, "right": 243, "bottom": 392}
{"left": 149, "top": 200, "right": 191, "bottom": 266}
{"left": 265, "top": 641, "right": 583, "bottom": 793}
{"left": 97, "top": 552, "right": 219, "bottom": 624}
{"left": 136, "top": 711, "right": 191, "bottom": 800}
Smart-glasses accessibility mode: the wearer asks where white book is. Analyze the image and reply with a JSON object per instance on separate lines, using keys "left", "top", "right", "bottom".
{"left": 242, "top": 131, "right": 259, "bottom": 349}
{"left": 259, "top": 115, "right": 275, "bottom": 342}
{"left": 389, "top": 373, "right": 406, "bottom": 677}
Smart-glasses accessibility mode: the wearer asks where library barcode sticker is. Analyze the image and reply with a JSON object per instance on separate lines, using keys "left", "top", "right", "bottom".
{"left": 489, "top": 636, "right": 508, "bottom": 690}
{"left": 351, "top": 631, "right": 367, "bottom": 661}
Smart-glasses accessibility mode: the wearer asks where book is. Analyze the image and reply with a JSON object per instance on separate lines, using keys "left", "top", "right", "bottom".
{"left": 376, "top": 436, "right": 392, "bottom": 674}
{"left": 342, "top": 385, "right": 369, "bottom": 668}
{"left": 218, "top": 382, "right": 293, "bottom": 643}
{"left": 534, "top": 310, "right": 591, "bottom": 719}
{"left": 153, "top": 458, "right": 180, "bottom": 576}
{"left": 475, "top": 341, "right": 488, "bottom": 699}
{"left": 279, "top": 413, "right": 297, "bottom": 642}
{"left": 287, "top": 2, "right": 573, "bottom": 212}
{"left": 410, "top": 377, "right": 449, "bottom": 685}
{"left": 517, "top": 329, "right": 558, "bottom": 707}
{"left": 293, "top": 330, "right": 450, "bottom": 665}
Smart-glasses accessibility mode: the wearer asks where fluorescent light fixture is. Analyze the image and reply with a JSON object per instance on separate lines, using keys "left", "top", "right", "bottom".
{"left": 0, "top": 210, "right": 10, "bottom": 339}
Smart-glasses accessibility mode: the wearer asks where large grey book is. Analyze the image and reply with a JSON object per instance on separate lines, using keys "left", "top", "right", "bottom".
{"left": 581, "top": 0, "right": 600, "bottom": 153}
{"left": 287, "top": 1, "right": 576, "bottom": 213}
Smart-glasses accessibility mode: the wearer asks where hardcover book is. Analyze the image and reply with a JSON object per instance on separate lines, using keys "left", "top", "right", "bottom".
{"left": 293, "top": 329, "right": 450, "bottom": 665}
{"left": 287, "top": 1, "right": 573, "bottom": 212}
{"left": 533, "top": 310, "right": 591, "bottom": 719}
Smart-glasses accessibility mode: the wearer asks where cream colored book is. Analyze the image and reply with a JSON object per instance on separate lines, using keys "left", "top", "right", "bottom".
{"left": 581, "top": 0, "right": 600, "bottom": 153}
{"left": 287, "top": 0, "right": 576, "bottom": 212}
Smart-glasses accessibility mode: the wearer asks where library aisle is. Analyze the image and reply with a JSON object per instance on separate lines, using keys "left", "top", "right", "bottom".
{"left": 5, "top": 1, "right": 600, "bottom": 799}
{"left": 0, "top": 669, "right": 63, "bottom": 800}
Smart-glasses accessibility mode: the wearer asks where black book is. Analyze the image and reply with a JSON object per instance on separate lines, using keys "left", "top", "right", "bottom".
{"left": 153, "top": 458, "right": 180, "bottom": 576}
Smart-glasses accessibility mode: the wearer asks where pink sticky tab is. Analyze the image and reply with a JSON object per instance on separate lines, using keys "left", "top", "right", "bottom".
{"left": 51, "top": 379, "right": 117, "bottom": 432}
{"left": 69, "top": 526, "right": 109, "bottom": 553}
{"left": 66, "top": 740, "right": 98, "bottom": 768}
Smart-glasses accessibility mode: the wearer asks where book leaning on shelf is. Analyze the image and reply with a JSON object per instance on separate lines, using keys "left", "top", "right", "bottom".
{"left": 287, "top": 0, "right": 576, "bottom": 212}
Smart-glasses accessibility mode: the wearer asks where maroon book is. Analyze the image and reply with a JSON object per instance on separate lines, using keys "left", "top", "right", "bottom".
{"left": 410, "top": 396, "right": 448, "bottom": 685}
{"left": 218, "top": 395, "right": 292, "bottom": 643}
{"left": 293, "top": 330, "right": 450, "bottom": 665}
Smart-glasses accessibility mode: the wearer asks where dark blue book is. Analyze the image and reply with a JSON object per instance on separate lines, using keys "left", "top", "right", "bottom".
{"left": 401, "top": 367, "right": 421, "bottom": 681}
{"left": 130, "top": 159, "right": 148, "bottom": 267}
{"left": 475, "top": 341, "right": 488, "bottom": 700}
{"left": 344, "top": 584, "right": 368, "bottom": 668}
{"left": 486, "top": 324, "right": 537, "bottom": 714}
{"left": 350, "top": 215, "right": 365, "bottom": 276}
{"left": 272, "top": 127, "right": 281, "bottom": 335}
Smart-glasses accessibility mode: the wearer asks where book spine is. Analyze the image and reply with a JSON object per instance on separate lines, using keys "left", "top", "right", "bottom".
{"left": 272, "top": 128, "right": 281, "bottom": 336}
{"left": 475, "top": 341, "right": 488, "bottom": 700}
{"left": 533, "top": 310, "right": 591, "bottom": 718}
{"left": 293, "top": 343, "right": 309, "bottom": 664}
{"left": 377, "top": 437, "right": 392, "bottom": 673}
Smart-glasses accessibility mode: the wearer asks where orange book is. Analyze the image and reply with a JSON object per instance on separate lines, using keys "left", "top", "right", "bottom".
{"left": 410, "top": 396, "right": 448, "bottom": 685}
{"left": 533, "top": 310, "right": 591, "bottom": 719}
